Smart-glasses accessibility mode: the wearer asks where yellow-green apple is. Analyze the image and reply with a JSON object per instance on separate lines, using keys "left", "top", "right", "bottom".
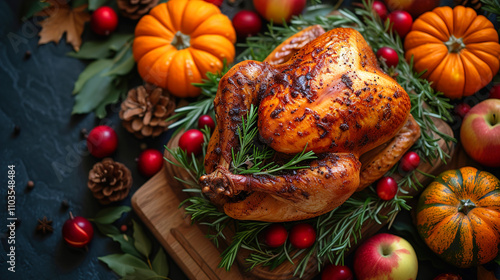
{"left": 253, "top": 0, "right": 306, "bottom": 24}
{"left": 353, "top": 233, "right": 418, "bottom": 280}
{"left": 383, "top": 0, "right": 439, "bottom": 18}
{"left": 460, "top": 99, "right": 500, "bottom": 167}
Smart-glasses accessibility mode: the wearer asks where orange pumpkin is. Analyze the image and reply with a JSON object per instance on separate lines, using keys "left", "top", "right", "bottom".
{"left": 133, "top": 0, "right": 236, "bottom": 98}
{"left": 404, "top": 6, "right": 500, "bottom": 99}
{"left": 416, "top": 167, "right": 500, "bottom": 268}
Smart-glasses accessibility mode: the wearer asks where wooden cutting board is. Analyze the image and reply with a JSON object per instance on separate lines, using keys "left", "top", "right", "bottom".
{"left": 132, "top": 118, "right": 473, "bottom": 280}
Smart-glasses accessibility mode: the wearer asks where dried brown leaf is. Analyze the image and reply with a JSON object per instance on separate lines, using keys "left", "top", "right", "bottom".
{"left": 36, "top": 0, "right": 91, "bottom": 51}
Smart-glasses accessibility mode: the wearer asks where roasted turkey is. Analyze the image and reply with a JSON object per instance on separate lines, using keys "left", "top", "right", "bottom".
{"left": 199, "top": 26, "right": 420, "bottom": 222}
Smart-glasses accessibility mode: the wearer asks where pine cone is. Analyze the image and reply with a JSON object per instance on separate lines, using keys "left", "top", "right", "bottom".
{"left": 454, "top": 0, "right": 482, "bottom": 12}
{"left": 116, "top": 0, "right": 159, "bottom": 20}
{"left": 88, "top": 158, "right": 132, "bottom": 205}
{"left": 120, "top": 83, "right": 176, "bottom": 139}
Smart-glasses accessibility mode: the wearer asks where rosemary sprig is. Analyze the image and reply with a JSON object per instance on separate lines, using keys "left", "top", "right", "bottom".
{"left": 481, "top": 0, "right": 500, "bottom": 23}
{"left": 164, "top": 127, "right": 212, "bottom": 187}
{"left": 180, "top": 196, "right": 231, "bottom": 247}
{"left": 167, "top": 65, "right": 229, "bottom": 135}
{"left": 230, "top": 104, "right": 269, "bottom": 173}
{"left": 231, "top": 104, "right": 316, "bottom": 175}
{"left": 219, "top": 221, "right": 270, "bottom": 270}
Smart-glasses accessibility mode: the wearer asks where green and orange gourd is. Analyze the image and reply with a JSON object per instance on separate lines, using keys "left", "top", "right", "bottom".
{"left": 416, "top": 167, "right": 500, "bottom": 268}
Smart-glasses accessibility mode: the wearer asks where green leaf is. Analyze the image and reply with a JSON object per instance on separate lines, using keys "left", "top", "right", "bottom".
{"left": 133, "top": 220, "right": 152, "bottom": 258}
{"left": 68, "top": 41, "right": 112, "bottom": 60}
{"left": 109, "top": 35, "right": 134, "bottom": 52}
{"left": 19, "top": 0, "right": 50, "bottom": 19}
{"left": 88, "top": 0, "right": 111, "bottom": 10}
{"left": 93, "top": 206, "right": 131, "bottom": 225}
{"left": 94, "top": 86, "right": 121, "bottom": 118}
{"left": 120, "top": 268, "right": 160, "bottom": 280}
{"left": 107, "top": 233, "right": 143, "bottom": 259}
{"left": 106, "top": 49, "right": 135, "bottom": 76}
{"left": 68, "top": 34, "right": 133, "bottom": 59}
{"left": 73, "top": 59, "right": 113, "bottom": 94}
{"left": 99, "top": 253, "right": 149, "bottom": 277}
{"left": 95, "top": 223, "right": 120, "bottom": 236}
{"left": 72, "top": 72, "right": 115, "bottom": 115}
{"left": 152, "top": 248, "right": 169, "bottom": 277}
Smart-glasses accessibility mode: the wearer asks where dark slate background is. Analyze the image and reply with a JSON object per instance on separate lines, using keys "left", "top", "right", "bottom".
{"left": 0, "top": 0, "right": 497, "bottom": 279}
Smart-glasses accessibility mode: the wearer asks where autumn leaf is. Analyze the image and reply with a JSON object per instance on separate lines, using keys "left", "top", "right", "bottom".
{"left": 35, "top": 0, "right": 91, "bottom": 51}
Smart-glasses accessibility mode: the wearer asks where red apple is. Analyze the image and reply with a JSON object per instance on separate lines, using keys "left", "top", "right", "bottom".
{"left": 383, "top": 0, "right": 440, "bottom": 18}
{"left": 253, "top": 0, "right": 306, "bottom": 24}
{"left": 353, "top": 233, "right": 418, "bottom": 280}
{"left": 460, "top": 99, "right": 500, "bottom": 167}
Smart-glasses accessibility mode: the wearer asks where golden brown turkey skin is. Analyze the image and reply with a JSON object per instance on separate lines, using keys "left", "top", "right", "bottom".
{"left": 258, "top": 28, "right": 410, "bottom": 156}
{"left": 199, "top": 27, "right": 414, "bottom": 222}
{"left": 221, "top": 153, "right": 361, "bottom": 221}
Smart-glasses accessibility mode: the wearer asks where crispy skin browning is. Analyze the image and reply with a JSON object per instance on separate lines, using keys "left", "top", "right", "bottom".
{"left": 203, "top": 154, "right": 360, "bottom": 220}
{"left": 264, "top": 25, "right": 326, "bottom": 65}
{"left": 259, "top": 28, "right": 410, "bottom": 155}
{"left": 358, "top": 115, "right": 421, "bottom": 190}
{"left": 221, "top": 154, "right": 360, "bottom": 222}
{"left": 200, "top": 27, "right": 416, "bottom": 222}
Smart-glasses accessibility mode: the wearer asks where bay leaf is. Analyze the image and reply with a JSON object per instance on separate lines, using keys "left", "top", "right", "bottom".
{"left": 120, "top": 268, "right": 159, "bottom": 280}
{"left": 93, "top": 206, "right": 131, "bottom": 225}
{"left": 98, "top": 253, "right": 149, "bottom": 277}
{"left": 132, "top": 220, "right": 152, "bottom": 259}
{"left": 68, "top": 41, "right": 112, "bottom": 60}
{"left": 95, "top": 223, "right": 120, "bottom": 236}
{"left": 73, "top": 59, "right": 113, "bottom": 94}
{"left": 152, "top": 248, "right": 169, "bottom": 277}
{"left": 68, "top": 34, "right": 133, "bottom": 59}
{"left": 106, "top": 50, "right": 135, "bottom": 76}
{"left": 107, "top": 233, "right": 142, "bottom": 259}
{"left": 72, "top": 69, "right": 115, "bottom": 115}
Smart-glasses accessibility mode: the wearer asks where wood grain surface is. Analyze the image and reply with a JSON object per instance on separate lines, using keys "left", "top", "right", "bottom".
{"left": 132, "top": 117, "right": 467, "bottom": 280}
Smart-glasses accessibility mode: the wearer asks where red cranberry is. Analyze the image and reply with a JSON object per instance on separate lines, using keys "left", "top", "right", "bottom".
{"left": 137, "top": 149, "right": 164, "bottom": 177}
{"left": 178, "top": 129, "right": 205, "bottom": 156}
{"left": 376, "top": 46, "right": 399, "bottom": 68}
{"left": 263, "top": 224, "right": 288, "bottom": 247}
{"left": 91, "top": 7, "right": 118, "bottom": 36}
{"left": 87, "top": 125, "right": 118, "bottom": 158}
{"left": 376, "top": 176, "right": 398, "bottom": 201}
{"left": 400, "top": 151, "right": 420, "bottom": 172}
{"left": 372, "top": 1, "right": 388, "bottom": 21}
{"left": 198, "top": 115, "right": 216, "bottom": 131}
{"left": 289, "top": 223, "right": 316, "bottom": 249}
{"left": 232, "top": 10, "right": 262, "bottom": 38}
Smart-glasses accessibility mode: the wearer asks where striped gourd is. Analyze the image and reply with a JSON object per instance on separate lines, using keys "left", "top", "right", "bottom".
{"left": 416, "top": 166, "right": 500, "bottom": 268}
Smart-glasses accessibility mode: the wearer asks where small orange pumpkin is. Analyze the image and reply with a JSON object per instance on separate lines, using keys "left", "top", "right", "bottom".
{"left": 404, "top": 6, "right": 500, "bottom": 99}
{"left": 416, "top": 167, "right": 500, "bottom": 268}
{"left": 133, "top": 0, "right": 236, "bottom": 98}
